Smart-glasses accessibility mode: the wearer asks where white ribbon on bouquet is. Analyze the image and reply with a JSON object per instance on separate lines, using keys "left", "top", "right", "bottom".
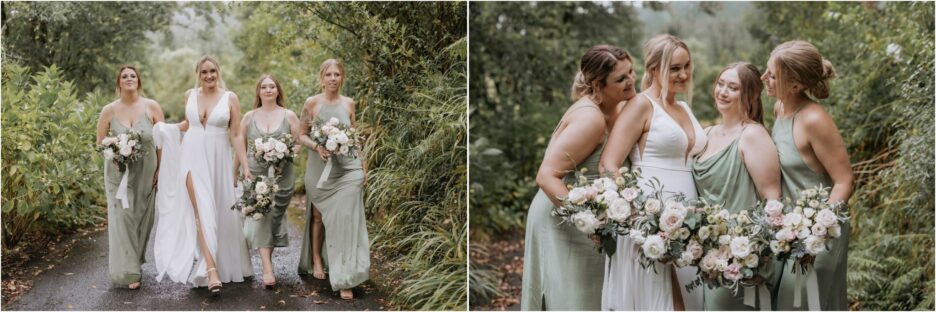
{"left": 743, "top": 284, "right": 772, "bottom": 311}
{"left": 114, "top": 169, "right": 131, "bottom": 209}
{"left": 793, "top": 263, "right": 821, "bottom": 310}
{"left": 316, "top": 158, "right": 333, "bottom": 188}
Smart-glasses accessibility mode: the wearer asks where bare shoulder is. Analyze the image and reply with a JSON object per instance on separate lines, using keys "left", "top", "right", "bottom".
{"left": 283, "top": 107, "right": 299, "bottom": 119}
{"left": 304, "top": 94, "right": 320, "bottom": 108}
{"left": 227, "top": 90, "right": 240, "bottom": 102}
{"left": 565, "top": 100, "right": 606, "bottom": 132}
{"left": 100, "top": 101, "right": 117, "bottom": 115}
{"left": 185, "top": 88, "right": 195, "bottom": 98}
{"left": 142, "top": 97, "right": 161, "bottom": 109}
{"left": 798, "top": 102, "right": 836, "bottom": 131}
{"left": 625, "top": 93, "right": 652, "bottom": 114}
{"left": 740, "top": 123, "right": 772, "bottom": 144}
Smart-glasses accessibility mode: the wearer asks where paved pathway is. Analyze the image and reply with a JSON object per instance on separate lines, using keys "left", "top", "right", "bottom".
{"left": 6, "top": 200, "right": 387, "bottom": 311}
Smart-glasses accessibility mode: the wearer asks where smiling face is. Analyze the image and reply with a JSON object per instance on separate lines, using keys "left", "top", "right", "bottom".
{"left": 321, "top": 64, "right": 342, "bottom": 92}
{"left": 118, "top": 68, "right": 140, "bottom": 92}
{"left": 664, "top": 47, "right": 692, "bottom": 94}
{"left": 762, "top": 56, "right": 779, "bottom": 97}
{"left": 198, "top": 60, "right": 220, "bottom": 89}
{"left": 258, "top": 78, "right": 278, "bottom": 102}
{"left": 598, "top": 59, "right": 637, "bottom": 105}
{"left": 714, "top": 68, "right": 742, "bottom": 113}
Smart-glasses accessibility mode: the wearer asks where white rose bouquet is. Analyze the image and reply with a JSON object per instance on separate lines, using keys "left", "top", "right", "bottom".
{"left": 754, "top": 185, "right": 848, "bottom": 271}
{"left": 628, "top": 187, "right": 707, "bottom": 272}
{"left": 98, "top": 130, "right": 148, "bottom": 209}
{"left": 309, "top": 117, "right": 361, "bottom": 157}
{"left": 551, "top": 167, "right": 646, "bottom": 257}
{"left": 232, "top": 173, "right": 280, "bottom": 221}
{"left": 249, "top": 133, "right": 298, "bottom": 176}
{"left": 687, "top": 200, "right": 773, "bottom": 296}
{"left": 98, "top": 130, "right": 147, "bottom": 172}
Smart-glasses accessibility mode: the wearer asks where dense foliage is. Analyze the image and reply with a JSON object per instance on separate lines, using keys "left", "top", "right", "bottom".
{"left": 1, "top": 2, "right": 175, "bottom": 94}
{"left": 470, "top": 2, "right": 934, "bottom": 310}
{"left": 2, "top": 2, "right": 466, "bottom": 310}
{"left": 1, "top": 65, "right": 108, "bottom": 248}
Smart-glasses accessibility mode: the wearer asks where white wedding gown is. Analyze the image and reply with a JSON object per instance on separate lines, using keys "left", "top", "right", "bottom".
{"left": 153, "top": 90, "right": 253, "bottom": 286}
{"left": 602, "top": 93, "right": 707, "bottom": 311}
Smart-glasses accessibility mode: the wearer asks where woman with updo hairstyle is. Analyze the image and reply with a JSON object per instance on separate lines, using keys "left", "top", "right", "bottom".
{"left": 763, "top": 40, "right": 853, "bottom": 311}
{"left": 520, "top": 44, "right": 637, "bottom": 310}
{"left": 95, "top": 65, "right": 165, "bottom": 290}
{"left": 692, "top": 62, "right": 782, "bottom": 310}
{"left": 600, "top": 34, "right": 706, "bottom": 311}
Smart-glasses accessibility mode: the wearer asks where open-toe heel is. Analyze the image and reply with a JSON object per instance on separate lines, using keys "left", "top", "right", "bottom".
{"left": 206, "top": 268, "right": 222, "bottom": 296}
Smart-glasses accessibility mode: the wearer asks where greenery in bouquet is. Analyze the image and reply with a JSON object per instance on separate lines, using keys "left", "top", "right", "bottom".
{"left": 309, "top": 116, "right": 362, "bottom": 158}
{"left": 249, "top": 133, "right": 298, "bottom": 174}
{"left": 753, "top": 185, "right": 849, "bottom": 274}
{"left": 232, "top": 174, "right": 280, "bottom": 221}
{"left": 97, "top": 130, "right": 147, "bottom": 172}
{"left": 628, "top": 186, "right": 707, "bottom": 272}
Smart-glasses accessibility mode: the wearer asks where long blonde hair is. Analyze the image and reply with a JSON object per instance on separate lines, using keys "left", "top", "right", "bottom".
{"left": 193, "top": 55, "right": 227, "bottom": 92}
{"left": 769, "top": 40, "right": 837, "bottom": 102}
{"left": 641, "top": 34, "right": 693, "bottom": 107}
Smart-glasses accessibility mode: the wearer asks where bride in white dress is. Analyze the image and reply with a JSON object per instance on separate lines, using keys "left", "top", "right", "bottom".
{"left": 599, "top": 34, "right": 706, "bottom": 311}
{"left": 152, "top": 56, "right": 254, "bottom": 294}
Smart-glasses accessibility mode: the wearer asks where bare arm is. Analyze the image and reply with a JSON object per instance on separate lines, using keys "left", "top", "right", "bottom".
{"left": 95, "top": 104, "right": 114, "bottom": 146}
{"left": 535, "top": 108, "right": 606, "bottom": 207}
{"left": 740, "top": 125, "right": 782, "bottom": 201}
{"left": 227, "top": 93, "right": 252, "bottom": 181}
{"left": 297, "top": 97, "right": 318, "bottom": 149}
{"left": 599, "top": 95, "right": 651, "bottom": 176}
{"left": 240, "top": 110, "right": 253, "bottom": 165}
{"left": 285, "top": 109, "right": 302, "bottom": 153}
{"left": 803, "top": 109, "right": 854, "bottom": 203}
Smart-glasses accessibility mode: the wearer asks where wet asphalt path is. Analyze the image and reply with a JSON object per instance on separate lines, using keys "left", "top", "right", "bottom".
{"left": 6, "top": 200, "right": 387, "bottom": 311}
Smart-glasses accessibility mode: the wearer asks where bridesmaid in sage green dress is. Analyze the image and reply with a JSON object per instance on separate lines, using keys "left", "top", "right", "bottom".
{"left": 95, "top": 65, "right": 165, "bottom": 289}
{"left": 692, "top": 63, "right": 783, "bottom": 310}
{"left": 762, "top": 41, "right": 854, "bottom": 310}
{"left": 297, "top": 59, "right": 370, "bottom": 300}
{"left": 520, "top": 45, "right": 637, "bottom": 311}
{"left": 240, "top": 74, "right": 302, "bottom": 288}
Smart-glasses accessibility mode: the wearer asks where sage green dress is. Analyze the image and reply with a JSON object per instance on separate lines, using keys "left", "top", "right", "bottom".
{"left": 243, "top": 116, "right": 294, "bottom": 249}
{"left": 772, "top": 109, "right": 849, "bottom": 310}
{"left": 298, "top": 102, "right": 370, "bottom": 291}
{"left": 692, "top": 126, "right": 781, "bottom": 310}
{"left": 103, "top": 110, "right": 157, "bottom": 286}
{"left": 520, "top": 105, "right": 615, "bottom": 311}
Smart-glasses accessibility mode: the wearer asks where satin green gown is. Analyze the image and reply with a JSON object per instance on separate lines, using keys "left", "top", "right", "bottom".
{"left": 103, "top": 111, "right": 157, "bottom": 286}
{"left": 772, "top": 110, "right": 849, "bottom": 311}
{"left": 520, "top": 105, "right": 615, "bottom": 311}
{"left": 692, "top": 127, "right": 781, "bottom": 310}
{"left": 298, "top": 102, "right": 370, "bottom": 291}
{"left": 243, "top": 116, "right": 294, "bottom": 249}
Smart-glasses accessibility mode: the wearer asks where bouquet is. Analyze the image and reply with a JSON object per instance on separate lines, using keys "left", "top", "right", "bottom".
{"left": 98, "top": 131, "right": 147, "bottom": 172}
{"left": 627, "top": 186, "right": 707, "bottom": 272}
{"left": 98, "top": 130, "right": 148, "bottom": 209}
{"left": 753, "top": 185, "right": 848, "bottom": 309}
{"left": 688, "top": 200, "right": 773, "bottom": 296}
{"left": 755, "top": 185, "right": 849, "bottom": 269}
{"left": 309, "top": 117, "right": 361, "bottom": 157}
{"left": 551, "top": 167, "right": 644, "bottom": 257}
{"left": 233, "top": 173, "right": 280, "bottom": 221}
{"left": 249, "top": 133, "right": 298, "bottom": 176}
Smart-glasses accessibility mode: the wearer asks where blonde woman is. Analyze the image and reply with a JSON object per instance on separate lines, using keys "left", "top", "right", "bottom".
{"left": 599, "top": 34, "right": 706, "bottom": 310}
{"left": 762, "top": 40, "right": 852, "bottom": 311}
{"left": 153, "top": 56, "right": 253, "bottom": 295}
{"left": 297, "top": 59, "right": 370, "bottom": 300}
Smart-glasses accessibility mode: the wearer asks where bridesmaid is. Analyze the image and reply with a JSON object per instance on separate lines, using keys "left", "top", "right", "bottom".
{"left": 240, "top": 75, "right": 301, "bottom": 288}
{"left": 693, "top": 62, "right": 782, "bottom": 310}
{"left": 762, "top": 41, "right": 853, "bottom": 310}
{"left": 520, "top": 45, "right": 637, "bottom": 311}
{"left": 599, "top": 34, "right": 705, "bottom": 311}
{"left": 297, "top": 59, "right": 370, "bottom": 300}
{"left": 95, "top": 65, "right": 165, "bottom": 289}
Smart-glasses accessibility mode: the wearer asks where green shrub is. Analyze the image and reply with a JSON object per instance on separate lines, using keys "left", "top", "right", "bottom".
{"left": 1, "top": 64, "right": 107, "bottom": 249}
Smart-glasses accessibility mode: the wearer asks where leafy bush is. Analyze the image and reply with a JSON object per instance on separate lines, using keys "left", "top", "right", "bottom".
{"left": 1, "top": 64, "right": 107, "bottom": 249}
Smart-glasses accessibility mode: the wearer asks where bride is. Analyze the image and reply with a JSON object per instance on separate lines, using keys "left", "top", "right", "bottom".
{"left": 152, "top": 56, "right": 254, "bottom": 294}
{"left": 599, "top": 34, "right": 706, "bottom": 311}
